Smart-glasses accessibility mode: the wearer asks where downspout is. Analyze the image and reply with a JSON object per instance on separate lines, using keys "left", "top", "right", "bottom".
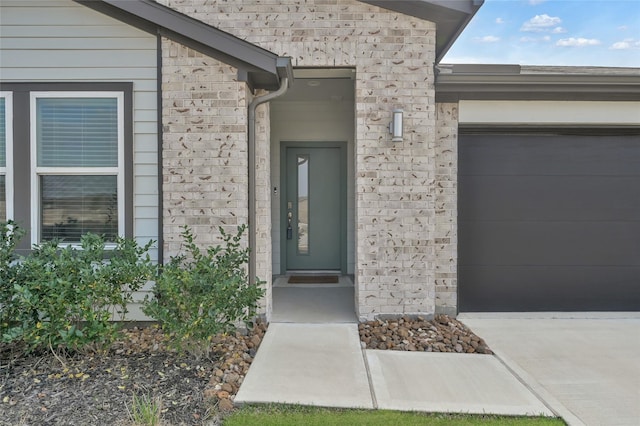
{"left": 156, "top": 31, "right": 164, "bottom": 266}
{"left": 247, "top": 77, "right": 289, "bottom": 285}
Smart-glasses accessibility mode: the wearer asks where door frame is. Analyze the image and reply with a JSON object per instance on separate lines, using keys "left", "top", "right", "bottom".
{"left": 279, "top": 141, "right": 348, "bottom": 274}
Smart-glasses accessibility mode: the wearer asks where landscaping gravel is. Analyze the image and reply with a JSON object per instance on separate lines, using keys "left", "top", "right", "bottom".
{"left": 359, "top": 314, "right": 493, "bottom": 354}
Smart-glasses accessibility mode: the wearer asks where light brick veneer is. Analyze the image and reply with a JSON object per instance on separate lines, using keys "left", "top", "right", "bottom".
{"left": 162, "top": 40, "right": 249, "bottom": 250}
{"left": 159, "top": 0, "right": 455, "bottom": 319}
{"left": 434, "top": 103, "right": 459, "bottom": 316}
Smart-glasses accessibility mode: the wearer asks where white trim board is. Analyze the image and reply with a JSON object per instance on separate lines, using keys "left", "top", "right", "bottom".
{"left": 459, "top": 100, "right": 640, "bottom": 125}
{"left": 0, "top": 92, "right": 13, "bottom": 220}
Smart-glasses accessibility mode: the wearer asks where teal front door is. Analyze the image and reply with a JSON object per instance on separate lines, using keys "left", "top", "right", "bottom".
{"left": 284, "top": 144, "right": 346, "bottom": 271}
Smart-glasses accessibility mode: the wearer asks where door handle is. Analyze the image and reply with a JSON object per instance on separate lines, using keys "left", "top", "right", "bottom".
{"left": 287, "top": 210, "right": 293, "bottom": 240}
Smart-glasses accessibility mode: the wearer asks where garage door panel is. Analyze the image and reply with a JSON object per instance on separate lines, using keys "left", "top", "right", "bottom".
{"left": 460, "top": 135, "right": 640, "bottom": 176}
{"left": 459, "top": 221, "right": 640, "bottom": 266}
{"left": 459, "top": 132, "right": 640, "bottom": 312}
{"left": 459, "top": 266, "right": 640, "bottom": 312}
{"left": 459, "top": 175, "right": 640, "bottom": 222}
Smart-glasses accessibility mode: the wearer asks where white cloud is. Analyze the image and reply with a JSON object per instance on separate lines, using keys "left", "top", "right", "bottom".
{"left": 519, "top": 35, "right": 552, "bottom": 43}
{"left": 521, "top": 14, "right": 562, "bottom": 32}
{"left": 610, "top": 39, "right": 640, "bottom": 50}
{"left": 551, "top": 27, "right": 567, "bottom": 34}
{"left": 611, "top": 41, "right": 631, "bottom": 50}
{"left": 556, "top": 37, "right": 602, "bottom": 47}
{"left": 474, "top": 35, "right": 501, "bottom": 43}
{"left": 495, "top": 17, "right": 505, "bottom": 24}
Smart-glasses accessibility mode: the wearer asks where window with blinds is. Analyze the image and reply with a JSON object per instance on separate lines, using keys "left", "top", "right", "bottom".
{"left": 32, "top": 93, "right": 123, "bottom": 243}
{"left": 36, "top": 98, "right": 118, "bottom": 168}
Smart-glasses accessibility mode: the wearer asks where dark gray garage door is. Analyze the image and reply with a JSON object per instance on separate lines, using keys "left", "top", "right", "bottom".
{"left": 459, "top": 132, "right": 640, "bottom": 311}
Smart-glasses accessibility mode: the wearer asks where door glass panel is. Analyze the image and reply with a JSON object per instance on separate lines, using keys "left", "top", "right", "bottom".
{"left": 297, "top": 155, "right": 309, "bottom": 255}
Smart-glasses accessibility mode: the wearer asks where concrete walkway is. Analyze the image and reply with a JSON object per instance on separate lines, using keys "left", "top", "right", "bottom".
{"left": 237, "top": 284, "right": 638, "bottom": 423}
{"left": 235, "top": 323, "right": 373, "bottom": 409}
{"left": 235, "top": 322, "right": 553, "bottom": 417}
{"left": 460, "top": 313, "right": 640, "bottom": 426}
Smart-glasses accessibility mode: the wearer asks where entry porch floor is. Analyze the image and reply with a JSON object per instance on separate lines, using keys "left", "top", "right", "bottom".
{"left": 271, "top": 275, "right": 356, "bottom": 323}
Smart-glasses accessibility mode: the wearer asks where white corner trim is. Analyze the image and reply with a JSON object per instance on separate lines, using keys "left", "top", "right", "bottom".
{"left": 459, "top": 100, "right": 640, "bottom": 126}
{"left": 0, "top": 92, "right": 13, "bottom": 221}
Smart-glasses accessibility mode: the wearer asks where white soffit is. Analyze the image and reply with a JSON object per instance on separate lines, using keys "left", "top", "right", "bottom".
{"left": 459, "top": 100, "right": 640, "bottom": 125}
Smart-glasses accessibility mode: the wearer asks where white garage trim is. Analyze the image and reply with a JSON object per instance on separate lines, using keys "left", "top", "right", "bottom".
{"left": 459, "top": 100, "right": 640, "bottom": 125}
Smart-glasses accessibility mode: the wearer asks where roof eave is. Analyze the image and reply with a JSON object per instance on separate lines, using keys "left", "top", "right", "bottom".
{"left": 435, "top": 64, "right": 640, "bottom": 102}
{"left": 359, "top": 0, "right": 484, "bottom": 63}
{"left": 74, "top": 0, "right": 293, "bottom": 91}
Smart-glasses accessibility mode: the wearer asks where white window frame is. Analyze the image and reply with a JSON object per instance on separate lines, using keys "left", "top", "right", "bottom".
{"left": 0, "top": 91, "right": 13, "bottom": 221}
{"left": 29, "top": 91, "right": 125, "bottom": 245}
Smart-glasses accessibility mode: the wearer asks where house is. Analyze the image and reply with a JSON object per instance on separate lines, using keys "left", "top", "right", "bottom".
{"left": 1, "top": 0, "right": 638, "bottom": 321}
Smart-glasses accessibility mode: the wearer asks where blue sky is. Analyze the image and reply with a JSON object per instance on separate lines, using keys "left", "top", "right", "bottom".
{"left": 442, "top": 0, "right": 640, "bottom": 67}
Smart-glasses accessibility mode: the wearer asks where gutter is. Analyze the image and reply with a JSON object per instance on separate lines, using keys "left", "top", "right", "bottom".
{"left": 435, "top": 64, "right": 640, "bottom": 102}
{"left": 247, "top": 77, "right": 289, "bottom": 285}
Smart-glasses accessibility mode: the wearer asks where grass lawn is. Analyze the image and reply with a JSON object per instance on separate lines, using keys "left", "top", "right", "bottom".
{"left": 223, "top": 404, "right": 566, "bottom": 425}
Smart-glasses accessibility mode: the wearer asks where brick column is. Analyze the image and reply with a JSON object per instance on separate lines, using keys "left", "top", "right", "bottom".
{"left": 435, "top": 103, "right": 459, "bottom": 316}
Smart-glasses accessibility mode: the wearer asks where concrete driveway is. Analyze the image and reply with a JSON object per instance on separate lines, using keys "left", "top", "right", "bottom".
{"left": 459, "top": 313, "right": 640, "bottom": 426}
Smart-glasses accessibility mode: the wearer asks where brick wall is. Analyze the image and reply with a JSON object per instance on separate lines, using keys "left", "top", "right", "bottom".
{"left": 161, "top": 40, "right": 248, "bottom": 253}
{"left": 434, "top": 103, "right": 459, "bottom": 316}
{"left": 159, "top": 0, "right": 447, "bottom": 319}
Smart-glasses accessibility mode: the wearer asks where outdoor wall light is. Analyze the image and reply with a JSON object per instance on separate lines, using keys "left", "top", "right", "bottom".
{"left": 389, "top": 109, "right": 403, "bottom": 142}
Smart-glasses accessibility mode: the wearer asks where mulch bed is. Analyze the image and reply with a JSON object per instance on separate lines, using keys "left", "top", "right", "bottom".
{"left": 0, "top": 322, "right": 267, "bottom": 426}
{"left": 1, "top": 315, "right": 490, "bottom": 425}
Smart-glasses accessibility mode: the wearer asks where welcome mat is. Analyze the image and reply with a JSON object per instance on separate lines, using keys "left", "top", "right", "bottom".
{"left": 288, "top": 275, "right": 339, "bottom": 284}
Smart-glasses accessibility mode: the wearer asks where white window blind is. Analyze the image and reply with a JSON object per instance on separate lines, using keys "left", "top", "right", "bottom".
{"left": 36, "top": 98, "right": 118, "bottom": 167}
{"left": 40, "top": 175, "right": 118, "bottom": 241}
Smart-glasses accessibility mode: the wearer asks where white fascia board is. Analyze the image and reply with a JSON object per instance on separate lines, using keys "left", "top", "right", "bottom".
{"left": 459, "top": 100, "right": 640, "bottom": 126}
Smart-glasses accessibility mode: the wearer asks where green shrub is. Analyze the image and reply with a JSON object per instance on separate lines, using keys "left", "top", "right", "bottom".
{"left": 0, "top": 220, "right": 25, "bottom": 335}
{"left": 143, "top": 225, "right": 265, "bottom": 357}
{"left": 1, "top": 228, "right": 156, "bottom": 353}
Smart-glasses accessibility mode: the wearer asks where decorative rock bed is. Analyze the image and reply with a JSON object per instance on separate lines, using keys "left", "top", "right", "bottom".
{"left": 359, "top": 314, "right": 493, "bottom": 354}
{"left": 203, "top": 321, "right": 267, "bottom": 412}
